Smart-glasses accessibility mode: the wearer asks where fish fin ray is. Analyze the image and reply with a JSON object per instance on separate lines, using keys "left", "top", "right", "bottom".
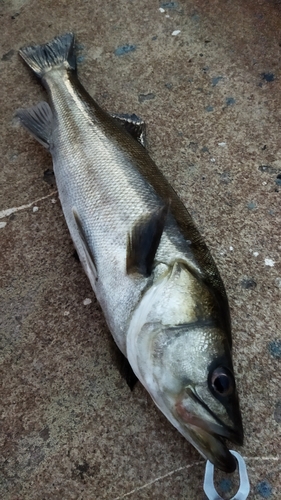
{"left": 111, "top": 113, "right": 146, "bottom": 147}
{"left": 126, "top": 204, "right": 168, "bottom": 277}
{"left": 15, "top": 101, "right": 52, "bottom": 149}
{"left": 120, "top": 353, "right": 139, "bottom": 390}
{"left": 19, "top": 32, "right": 76, "bottom": 77}
{"left": 72, "top": 208, "right": 98, "bottom": 281}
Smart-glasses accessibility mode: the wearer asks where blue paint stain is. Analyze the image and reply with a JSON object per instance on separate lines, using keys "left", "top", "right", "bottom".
{"left": 205, "top": 105, "right": 214, "bottom": 112}
{"left": 219, "top": 478, "right": 233, "bottom": 493}
{"left": 115, "top": 44, "right": 136, "bottom": 56}
{"left": 160, "top": 1, "right": 178, "bottom": 8}
{"left": 152, "top": 35, "right": 157, "bottom": 40}
{"left": 268, "top": 340, "right": 281, "bottom": 359}
{"left": 211, "top": 76, "right": 223, "bottom": 86}
{"left": 247, "top": 201, "right": 257, "bottom": 210}
{"left": 77, "top": 55, "right": 85, "bottom": 64}
{"left": 191, "top": 12, "right": 200, "bottom": 22}
{"left": 226, "top": 97, "right": 236, "bottom": 106}
{"left": 256, "top": 480, "right": 272, "bottom": 498}
{"left": 261, "top": 72, "right": 275, "bottom": 82}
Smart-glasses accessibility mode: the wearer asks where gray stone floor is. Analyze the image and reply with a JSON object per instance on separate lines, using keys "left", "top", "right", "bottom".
{"left": 1, "top": 1, "right": 281, "bottom": 498}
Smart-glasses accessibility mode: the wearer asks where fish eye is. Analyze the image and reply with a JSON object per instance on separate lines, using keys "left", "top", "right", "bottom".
{"left": 209, "top": 366, "right": 234, "bottom": 397}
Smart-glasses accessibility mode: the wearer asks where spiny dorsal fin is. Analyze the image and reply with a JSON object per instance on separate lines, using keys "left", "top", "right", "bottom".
{"left": 126, "top": 204, "right": 168, "bottom": 277}
{"left": 15, "top": 101, "right": 53, "bottom": 149}
{"left": 111, "top": 113, "right": 146, "bottom": 147}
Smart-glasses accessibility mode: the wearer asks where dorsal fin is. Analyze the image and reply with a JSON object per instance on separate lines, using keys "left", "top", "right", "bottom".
{"left": 110, "top": 113, "right": 146, "bottom": 147}
{"left": 126, "top": 204, "right": 168, "bottom": 277}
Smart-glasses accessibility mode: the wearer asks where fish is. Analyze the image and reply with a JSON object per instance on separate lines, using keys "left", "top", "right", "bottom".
{"left": 16, "top": 33, "right": 243, "bottom": 473}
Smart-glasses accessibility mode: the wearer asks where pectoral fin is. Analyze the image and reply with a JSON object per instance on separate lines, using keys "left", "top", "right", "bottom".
{"left": 72, "top": 208, "right": 98, "bottom": 281}
{"left": 126, "top": 205, "right": 168, "bottom": 277}
{"left": 120, "top": 354, "right": 139, "bottom": 390}
{"left": 111, "top": 113, "right": 146, "bottom": 147}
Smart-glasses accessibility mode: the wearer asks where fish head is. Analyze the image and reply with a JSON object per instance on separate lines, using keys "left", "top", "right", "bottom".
{"left": 168, "top": 324, "right": 243, "bottom": 473}
{"left": 129, "top": 321, "right": 243, "bottom": 473}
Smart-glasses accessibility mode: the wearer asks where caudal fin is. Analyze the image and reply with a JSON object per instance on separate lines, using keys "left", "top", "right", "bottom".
{"left": 19, "top": 33, "right": 76, "bottom": 78}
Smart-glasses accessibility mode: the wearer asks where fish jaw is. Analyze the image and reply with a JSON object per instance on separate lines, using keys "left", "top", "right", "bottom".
{"left": 180, "top": 421, "right": 238, "bottom": 473}
{"left": 174, "top": 399, "right": 241, "bottom": 473}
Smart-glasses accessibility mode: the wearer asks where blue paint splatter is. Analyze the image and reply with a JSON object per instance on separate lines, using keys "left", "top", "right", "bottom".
{"left": 268, "top": 340, "right": 281, "bottom": 359}
{"left": 138, "top": 93, "right": 155, "bottom": 103}
{"left": 205, "top": 105, "right": 214, "bottom": 112}
{"left": 160, "top": 1, "right": 178, "bottom": 9}
{"left": 219, "top": 478, "right": 233, "bottom": 493}
{"left": 256, "top": 480, "right": 272, "bottom": 498}
{"left": 77, "top": 55, "right": 85, "bottom": 64}
{"left": 211, "top": 76, "right": 223, "bottom": 86}
{"left": 225, "top": 97, "right": 236, "bottom": 106}
{"left": 115, "top": 45, "right": 136, "bottom": 56}
{"left": 247, "top": 201, "right": 257, "bottom": 210}
{"left": 152, "top": 35, "right": 157, "bottom": 40}
{"left": 261, "top": 72, "right": 275, "bottom": 82}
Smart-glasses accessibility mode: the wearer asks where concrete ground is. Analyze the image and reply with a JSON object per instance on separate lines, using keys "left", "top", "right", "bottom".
{"left": 1, "top": 0, "right": 281, "bottom": 498}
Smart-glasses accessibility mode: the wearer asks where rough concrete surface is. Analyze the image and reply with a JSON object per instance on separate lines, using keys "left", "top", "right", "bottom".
{"left": 0, "top": 0, "right": 281, "bottom": 499}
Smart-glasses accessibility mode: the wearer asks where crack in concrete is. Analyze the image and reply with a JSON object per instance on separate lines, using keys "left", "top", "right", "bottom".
{"left": 0, "top": 191, "right": 58, "bottom": 219}
{"left": 112, "top": 456, "right": 280, "bottom": 499}
{"left": 112, "top": 461, "right": 203, "bottom": 499}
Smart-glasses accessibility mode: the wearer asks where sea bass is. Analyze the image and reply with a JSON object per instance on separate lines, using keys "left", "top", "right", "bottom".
{"left": 16, "top": 33, "right": 243, "bottom": 472}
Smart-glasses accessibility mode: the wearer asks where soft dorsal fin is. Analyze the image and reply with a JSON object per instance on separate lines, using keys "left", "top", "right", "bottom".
{"left": 15, "top": 101, "right": 53, "bottom": 149}
{"left": 110, "top": 112, "right": 146, "bottom": 147}
{"left": 72, "top": 208, "right": 98, "bottom": 281}
{"left": 126, "top": 205, "right": 168, "bottom": 277}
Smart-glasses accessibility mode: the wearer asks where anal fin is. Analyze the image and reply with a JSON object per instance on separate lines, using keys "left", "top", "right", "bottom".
{"left": 127, "top": 204, "right": 168, "bottom": 277}
{"left": 111, "top": 112, "right": 146, "bottom": 147}
{"left": 15, "top": 101, "right": 53, "bottom": 149}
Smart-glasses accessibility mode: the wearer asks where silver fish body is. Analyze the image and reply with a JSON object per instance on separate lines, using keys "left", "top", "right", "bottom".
{"left": 16, "top": 33, "right": 243, "bottom": 472}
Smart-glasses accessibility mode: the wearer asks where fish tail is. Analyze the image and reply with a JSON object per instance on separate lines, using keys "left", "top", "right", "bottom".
{"left": 19, "top": 33, "right": 76, "bottom": 78}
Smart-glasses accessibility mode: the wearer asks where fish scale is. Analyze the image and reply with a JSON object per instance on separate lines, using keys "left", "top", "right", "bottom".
{"left": 16, "top": 32, "right": 243, "bottom": 473}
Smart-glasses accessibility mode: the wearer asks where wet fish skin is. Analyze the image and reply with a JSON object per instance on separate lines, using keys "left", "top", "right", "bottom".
{"left": 16, "top": 33, "right": 243, "bottom": 473}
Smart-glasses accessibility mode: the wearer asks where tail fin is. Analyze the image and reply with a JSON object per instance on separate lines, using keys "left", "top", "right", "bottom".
{"left": 19, "top": 33, "right": 76, "bottom": 78}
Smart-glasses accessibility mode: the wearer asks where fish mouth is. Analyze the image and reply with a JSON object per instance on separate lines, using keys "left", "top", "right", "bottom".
{"left": 188, "top": 422, "right": 237, "bottom": 473}
{"left": 175, "top": 398, "right": 243, "bottom": 473}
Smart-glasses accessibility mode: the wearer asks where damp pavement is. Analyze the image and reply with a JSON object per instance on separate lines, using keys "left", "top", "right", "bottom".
{"left": 0, "top": 1, "right": 280, "bottom": 499}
